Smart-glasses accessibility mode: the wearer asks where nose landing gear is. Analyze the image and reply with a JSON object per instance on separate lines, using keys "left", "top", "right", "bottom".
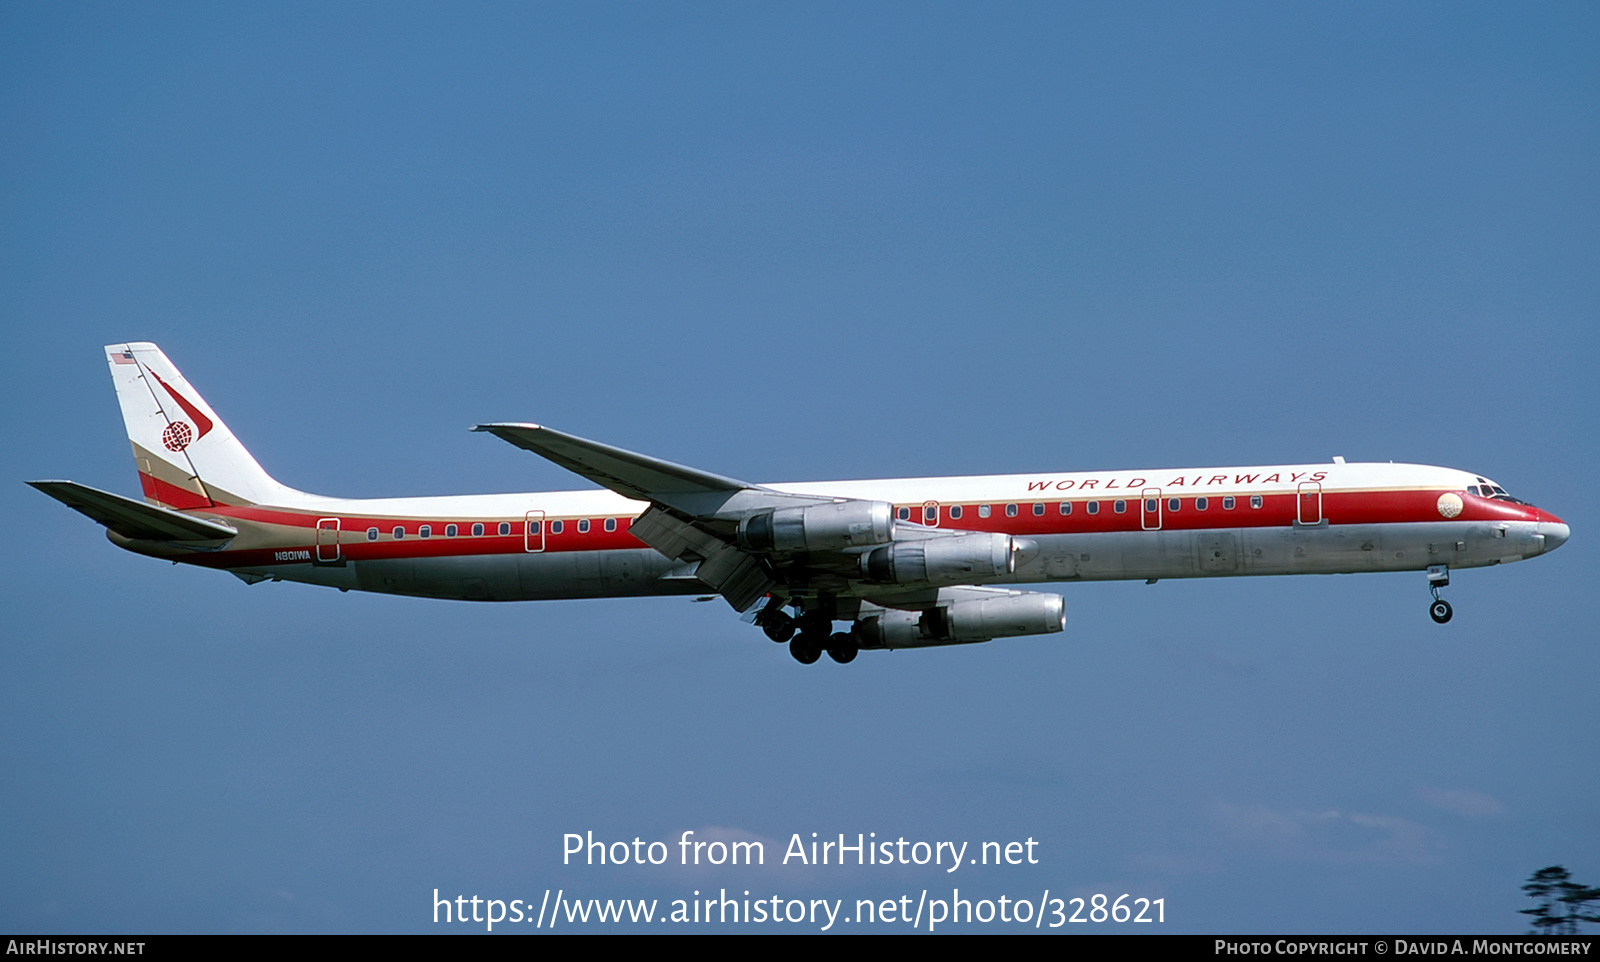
{"left": 1427, "top": 565, "right": 1453, "bottom": 624}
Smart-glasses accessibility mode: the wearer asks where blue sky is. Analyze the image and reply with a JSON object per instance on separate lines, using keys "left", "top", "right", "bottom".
{"left": 3, "top": 2, "right": 1596, "bottom": 933}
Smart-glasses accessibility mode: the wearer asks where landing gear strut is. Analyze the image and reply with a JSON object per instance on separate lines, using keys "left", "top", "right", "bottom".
{"left": 1427, "top": 565, "right": 1453, "bottom": 624}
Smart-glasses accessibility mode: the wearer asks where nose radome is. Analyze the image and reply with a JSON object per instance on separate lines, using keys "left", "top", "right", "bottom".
{"left": 1537, "top": 521, "right": 1570, "bottom": 554}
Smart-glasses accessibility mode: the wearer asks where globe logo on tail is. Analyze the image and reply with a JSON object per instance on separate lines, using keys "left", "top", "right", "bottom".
{"left": 162, "top": 421, "right": 194, "bottom": 452}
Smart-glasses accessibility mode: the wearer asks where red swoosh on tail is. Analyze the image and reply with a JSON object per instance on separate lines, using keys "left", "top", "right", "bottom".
{"left": 148, "top": 370, "right": 215, "bottom": 440}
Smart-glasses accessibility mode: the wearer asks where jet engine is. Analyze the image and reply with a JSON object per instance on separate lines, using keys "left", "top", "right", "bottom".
{"left": 855, "top": 589, "right": 1066, "bottom": 649}
{"left": 737, "top": 500, "right": 895, "bottom": 553}
{"left": 860, "top": 532, "right": 1015, "bottom": 586}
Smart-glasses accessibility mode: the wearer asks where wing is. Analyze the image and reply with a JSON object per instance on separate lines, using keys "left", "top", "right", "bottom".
{"left": 474, "top": 423, "right": 835, "bottom": 610}
{"left": 474, "top": 423, "right": 1033, "bottom": 614}
{"left": 471, "top": 422, "right": 753, "bottom": 504}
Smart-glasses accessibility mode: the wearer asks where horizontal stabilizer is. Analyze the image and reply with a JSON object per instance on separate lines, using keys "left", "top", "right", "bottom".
{"left": 472, "top": 423, "right": 756, "bottom": 502}
{"left": 28, "top": 480, "right": 238, "bottom": 543}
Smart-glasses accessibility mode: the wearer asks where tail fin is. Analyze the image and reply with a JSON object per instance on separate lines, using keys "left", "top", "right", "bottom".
{"left": 106, "top": 343, "right": 302, "bottom": 508}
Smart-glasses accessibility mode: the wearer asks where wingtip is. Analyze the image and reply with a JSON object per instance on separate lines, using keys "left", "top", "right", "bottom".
{"left": 471, "top": 422, "right": 542, "bottom": 433}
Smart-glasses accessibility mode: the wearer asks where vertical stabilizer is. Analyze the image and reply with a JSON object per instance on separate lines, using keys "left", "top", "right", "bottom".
{"left": 106, "top": 343, "right": 302, "bottom": 508}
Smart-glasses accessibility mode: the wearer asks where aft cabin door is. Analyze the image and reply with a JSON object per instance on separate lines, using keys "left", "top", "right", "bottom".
{"left": 1298, "top": 483, "right": 1323, "bottom": 525}
{"left": 316, "top": 518, "right": 341, "bottom": 563}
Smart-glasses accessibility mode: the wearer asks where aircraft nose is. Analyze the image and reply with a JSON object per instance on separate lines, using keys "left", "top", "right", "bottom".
{"left": 1539, "top": 521, "right": 1570, "bottom": 554}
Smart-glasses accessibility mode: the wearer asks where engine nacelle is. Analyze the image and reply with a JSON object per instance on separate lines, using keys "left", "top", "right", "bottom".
{"left": 860, "top": 533, "right": 1014, "bottom": 586}
{"left": 856, "top": 590, "right": 1066, "bottom": 649}
{"left": 737, "top": 500, "right": 895, "bottom": 554}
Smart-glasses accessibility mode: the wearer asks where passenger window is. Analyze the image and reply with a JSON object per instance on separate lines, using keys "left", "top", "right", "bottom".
{"left": 393, "top": 526, "right": 405, "bottom": 540}
{"left": 1223, "top": 496, "right": 1235, "bottom": 510}
{"left": 551, "top": 520, "right": 563, "bottom": 534}
{"left": 1145, "top": 499, "right": 1158, "bottom": 512}
{"left": 367, "top": 527, "right": 378, "bottom": 541}
{"left": 1005, "top": 504, "right": 1018, "bottom": 517}
{"left": 950, "top": 505, "right": 963, "bottom": 519}
{"left": 897, "top": 506, "right": 911, "bottom": 521}
{"left": 924, "top": 506, "right": 937, "bottom": 523}
{"left": 578, "top": 519, "right": 590, "bottom": 533}
{"left": 1086, "top": 501, "right": 1099, "bottom": 515}
{"left": 420, "top": 524, "right": 431, "bottom": 539}
{"left": 498, "top": 522, "right": 510, "bottom": 536}
{"left": 1196, "top": 497, "right": 1208, "bottom": 510}
{"left": 1250, "top": 495, "right": 1263, "bottom": 509}
{"left": 604, "top": 518, "right": 616, "bottom": 532}
{"left": 528, "top": 521, "right": 541, "bottom": 535}
{"left": 472, "top": 523, "right": 484, "bottom": 537}
{"left": 445, "top": 524, "right": 458, "bottom": 537}
{"left": 1059, "top": 502, "right": 1072, "bottom": 515}
{"left": 1113, "top": 500, "right": 1126, "bottom": 513}
{"left": 1033, "top": 503, "right": 1045, "bottom": 516}
{"left": 1168, "top": 498, "right": 1180, "bottom": 512}
{"left": 979, "top": 505, "right": 991, "bottom": 518}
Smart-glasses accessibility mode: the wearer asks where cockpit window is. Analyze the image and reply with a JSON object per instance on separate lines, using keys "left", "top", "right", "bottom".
{"left": 1472, "top": 479, "right": 1530, "bottom": 505}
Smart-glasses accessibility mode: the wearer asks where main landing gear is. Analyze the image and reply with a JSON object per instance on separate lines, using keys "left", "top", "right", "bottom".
{"left": 1427, "top": 565, "right": 1453, "bottom": 624}
{"left": 790, "top": 628, "right": 859, "bottom": 665}
{"left": 754, "top": 599, "right": 860, "bottom": 665}
{"left": 758, "top": 607, "right": 795, "bottom": 643}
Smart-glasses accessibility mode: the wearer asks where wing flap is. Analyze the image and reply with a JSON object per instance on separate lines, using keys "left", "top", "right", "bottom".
{"left": 29, "top": 480, "right": 238, "bottom": 543}
{"left": 629, "top": 506, "right": 722, "bottom": 561}
{"left": 692, "top": 546, "right": 774, "bottom": 612}
{"left": 631, "top": 506, "right": 774, "bottom": 609}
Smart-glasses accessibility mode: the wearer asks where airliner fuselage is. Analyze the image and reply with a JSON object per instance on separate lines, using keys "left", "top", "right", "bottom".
{"left": 111, "top": 461, "right": 1563, "bottom": 599}
{"left": 31, "top": 344, "right": 1570, "bottom": 665}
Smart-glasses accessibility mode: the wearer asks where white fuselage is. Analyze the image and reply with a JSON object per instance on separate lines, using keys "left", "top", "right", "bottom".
{"left": 130, "top": 460, "right": 1567, "bottom": 604}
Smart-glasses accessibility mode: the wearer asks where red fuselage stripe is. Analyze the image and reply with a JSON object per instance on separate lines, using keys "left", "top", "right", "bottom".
{"left": 170, "top": 487, "right": 1559, "bottom": 569}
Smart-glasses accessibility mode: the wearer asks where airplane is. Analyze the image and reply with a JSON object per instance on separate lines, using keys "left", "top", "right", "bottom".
{"left": 31, "top": 343, "right": 1571, "bottom": 665}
